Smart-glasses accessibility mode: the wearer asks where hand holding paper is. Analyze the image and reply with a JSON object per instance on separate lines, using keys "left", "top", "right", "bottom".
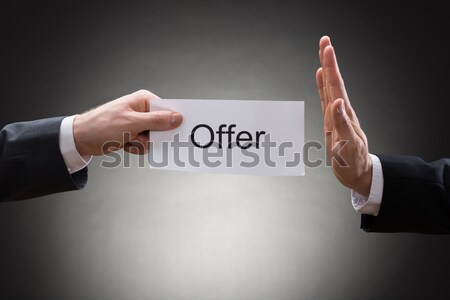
{"left": 73, "top": 90, "right": 183, "bottom": 156}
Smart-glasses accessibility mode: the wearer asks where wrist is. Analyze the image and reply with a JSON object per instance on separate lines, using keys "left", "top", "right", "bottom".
{"left": 352, "top": 154, "right": 373, "bottom": 197}
{"left": 73, "top": 114, "right": 90, "bottom": 157}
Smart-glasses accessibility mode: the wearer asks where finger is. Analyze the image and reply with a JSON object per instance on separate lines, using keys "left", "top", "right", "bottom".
{"left": 325, "top": 130, "right": 333, "bottom": 163}
{"left": 135, "top": 110, "right": 183, "bottom": 132}
{"left": 124, "top": 134, "right": 149, "bottom": 155}
{"left": 319, "top": 36, "right": 332, "bottom": 105}
{"left": 316, "top": 68, "right": 326, "bottom": 114}
{"left": 319, "top": 36, "right": 331, "bottom": 67}
{"left": 322, "top": 45, "right": 346, "bottom": 101}
{"left": 323, "top": 45, "right": 356, "bottom": 119}
{"left": 129, "top": 89, "right": 161, "bottom": 112}
{"left": 331, "top": 98, "right": 357, "bottom": 142}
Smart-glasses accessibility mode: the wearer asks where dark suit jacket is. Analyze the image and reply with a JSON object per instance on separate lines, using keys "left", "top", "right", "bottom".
{"left": 0, "top": 117, "right": 87, "bottom": 202}
{"left": 361, "top": 154, "right": 450, "bottom": 234}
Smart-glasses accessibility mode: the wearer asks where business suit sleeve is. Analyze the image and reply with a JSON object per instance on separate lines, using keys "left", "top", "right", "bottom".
{"left": 361, "top": 154, "right": 450, "bottom": 234}
{"left": 0, "top": 117, "right": 88, "bottom": 202}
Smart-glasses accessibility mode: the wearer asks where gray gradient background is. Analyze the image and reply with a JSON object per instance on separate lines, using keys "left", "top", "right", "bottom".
{"left": 1, "top": 1, "right": 450, "bottom": 299}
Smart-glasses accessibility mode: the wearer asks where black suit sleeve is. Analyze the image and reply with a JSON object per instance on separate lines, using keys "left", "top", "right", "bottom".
{"left": 0, "top": 117, "right": 87, "bottom": 202}
{"left": 361, "top": 154, "right": 450, "bottom": 234}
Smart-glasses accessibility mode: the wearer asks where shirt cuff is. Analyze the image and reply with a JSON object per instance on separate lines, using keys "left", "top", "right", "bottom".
{"left": 59, "top": 115, "right": 92, "bottom": 174}
{"left": 351, "top": 154, "right": 384, "bottom": 216}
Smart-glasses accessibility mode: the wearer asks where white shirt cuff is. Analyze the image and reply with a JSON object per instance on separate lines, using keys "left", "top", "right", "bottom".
{"left": 59, "top": 115, "right": 92, "bottom": 174}
{"left": 351, "top": 154, "right": 384, "bottom": 216}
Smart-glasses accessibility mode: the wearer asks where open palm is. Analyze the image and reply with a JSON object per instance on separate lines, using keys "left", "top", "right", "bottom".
{"left": 315, "top": 36, "right": 373, "bottom": 197}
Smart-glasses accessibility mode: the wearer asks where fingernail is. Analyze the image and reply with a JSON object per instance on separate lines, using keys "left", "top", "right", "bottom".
{"left": 171, "top": 113, "right": 183, "bottom": 127}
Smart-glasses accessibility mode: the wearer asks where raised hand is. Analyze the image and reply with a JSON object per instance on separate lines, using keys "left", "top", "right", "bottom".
{"left": 316, "top": 36, "right": 372, "bottom": 197}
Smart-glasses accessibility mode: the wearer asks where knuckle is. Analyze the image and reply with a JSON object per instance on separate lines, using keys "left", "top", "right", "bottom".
{"left": 345, "top": 116, "right": 352, "bottom": 127}
{"left": 152, "top": 111, "right": 168, "bottom": 128}
{"left": 134, "top": 89, "right": 151, "bottom": 100}
{"left": 356, "top": 139, "right": 366, "bottom": 151}
{"left": 327, "top": 78, "right": 345, "bottom": 89}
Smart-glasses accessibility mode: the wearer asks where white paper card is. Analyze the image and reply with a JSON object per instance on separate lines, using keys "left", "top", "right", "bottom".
{"left": 149, "top": 99, "right": 304, "bottom": 176}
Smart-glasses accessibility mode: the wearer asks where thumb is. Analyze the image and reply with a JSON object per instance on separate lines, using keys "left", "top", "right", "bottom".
{"left": 331, "top": 99, "right": 357, "bottom": 141}
{"left": 134, "top": 111, "right": 183, "bottom": 131}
